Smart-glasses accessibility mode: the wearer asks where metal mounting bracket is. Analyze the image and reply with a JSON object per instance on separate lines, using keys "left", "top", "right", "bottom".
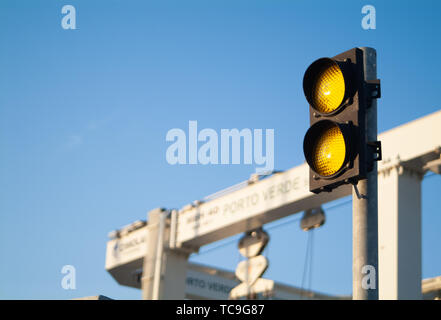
{"left": 366, "top": 79, "right": 381, "bottom": 107}
{"left": 367, "top": 140, "right": 382, "bottom": 172}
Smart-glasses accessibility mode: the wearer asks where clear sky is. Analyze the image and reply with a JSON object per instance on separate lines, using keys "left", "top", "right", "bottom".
{"left": 0, "top": 0, "right": 440, "bottom": 299}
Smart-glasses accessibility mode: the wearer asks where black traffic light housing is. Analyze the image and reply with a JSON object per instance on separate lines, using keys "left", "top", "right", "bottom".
{"left": 303, "top": 48, "right": 381, "bottom": 194}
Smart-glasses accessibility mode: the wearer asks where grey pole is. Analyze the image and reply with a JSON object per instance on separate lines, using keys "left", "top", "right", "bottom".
{"left": 352, "top": 47, "right": 379, "bottom": 300}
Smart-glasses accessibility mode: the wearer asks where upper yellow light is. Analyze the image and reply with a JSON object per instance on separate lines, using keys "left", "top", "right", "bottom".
{"left": 311, "top": 124, "right": 346, "bottom": 176}
{"left": 311, "top": 64, "right": 345, "bottom": 114}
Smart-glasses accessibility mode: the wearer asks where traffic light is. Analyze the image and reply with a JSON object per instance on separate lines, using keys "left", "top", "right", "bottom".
{"left": 302, "top": 48, "right": 381, "bottom": 194}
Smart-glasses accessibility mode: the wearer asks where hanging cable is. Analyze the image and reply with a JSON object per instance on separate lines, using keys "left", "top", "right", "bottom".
{"left": 196, "top": 217, "right": 302, "bottom": 256}
{"left": 300, "top": 228, "right": 317, "bottom": 300}
{"left": 300, "top": 230, "right": 313, "bottom": 299}
{"left": 195, "top": 235, "right": 241, "bottom": 256}
{"left": 266, "top": 216, "right": 302, "bottom": 231}
{"left": 308, "top": 229, "right": 314, "bottom": 293}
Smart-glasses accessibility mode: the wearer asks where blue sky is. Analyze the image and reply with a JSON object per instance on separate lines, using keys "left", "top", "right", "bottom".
{"left": 0, "top": 0, "right": 440, "bottom": 299}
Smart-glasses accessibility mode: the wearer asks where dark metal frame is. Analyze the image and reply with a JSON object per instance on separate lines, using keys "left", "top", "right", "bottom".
{"left": 303, "top": 48, "right": 381, "bottom": 194}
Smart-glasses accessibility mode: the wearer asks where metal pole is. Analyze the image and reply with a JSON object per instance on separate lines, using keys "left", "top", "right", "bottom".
{"left": 352, "top": 47, "right": 378, "bottom": 300}
{"left": 152, "top": 211, "right": 166, "bottom": 300}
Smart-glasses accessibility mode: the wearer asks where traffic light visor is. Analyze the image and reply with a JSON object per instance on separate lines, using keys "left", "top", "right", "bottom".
{"left": 303, "top": 58, "right": 346, "bottom": 114}
{"left": 304, "top": 121, "right": 348, "bottom": 177}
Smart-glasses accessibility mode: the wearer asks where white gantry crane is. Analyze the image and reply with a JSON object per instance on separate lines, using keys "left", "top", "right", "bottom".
{"left": 106, "top": 110, "right": 441, "bottom": 300}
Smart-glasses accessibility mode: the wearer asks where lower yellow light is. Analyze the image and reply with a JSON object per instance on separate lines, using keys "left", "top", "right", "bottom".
{"left": 311, "top": 124, "right": 346, "bottom": 176}
{"left": 312, "top": 63, "right": 345, "bottom": 113}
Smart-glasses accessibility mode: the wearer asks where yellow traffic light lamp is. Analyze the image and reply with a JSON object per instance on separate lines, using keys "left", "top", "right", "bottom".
{"left": 303, "top": 48, "right": 381, "bottom": 194}
{"left": 303, "top": 58, "right": 348, "bottom": 115}
{"left": 303, "top": 120, "right": 349, "bottom": 178}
